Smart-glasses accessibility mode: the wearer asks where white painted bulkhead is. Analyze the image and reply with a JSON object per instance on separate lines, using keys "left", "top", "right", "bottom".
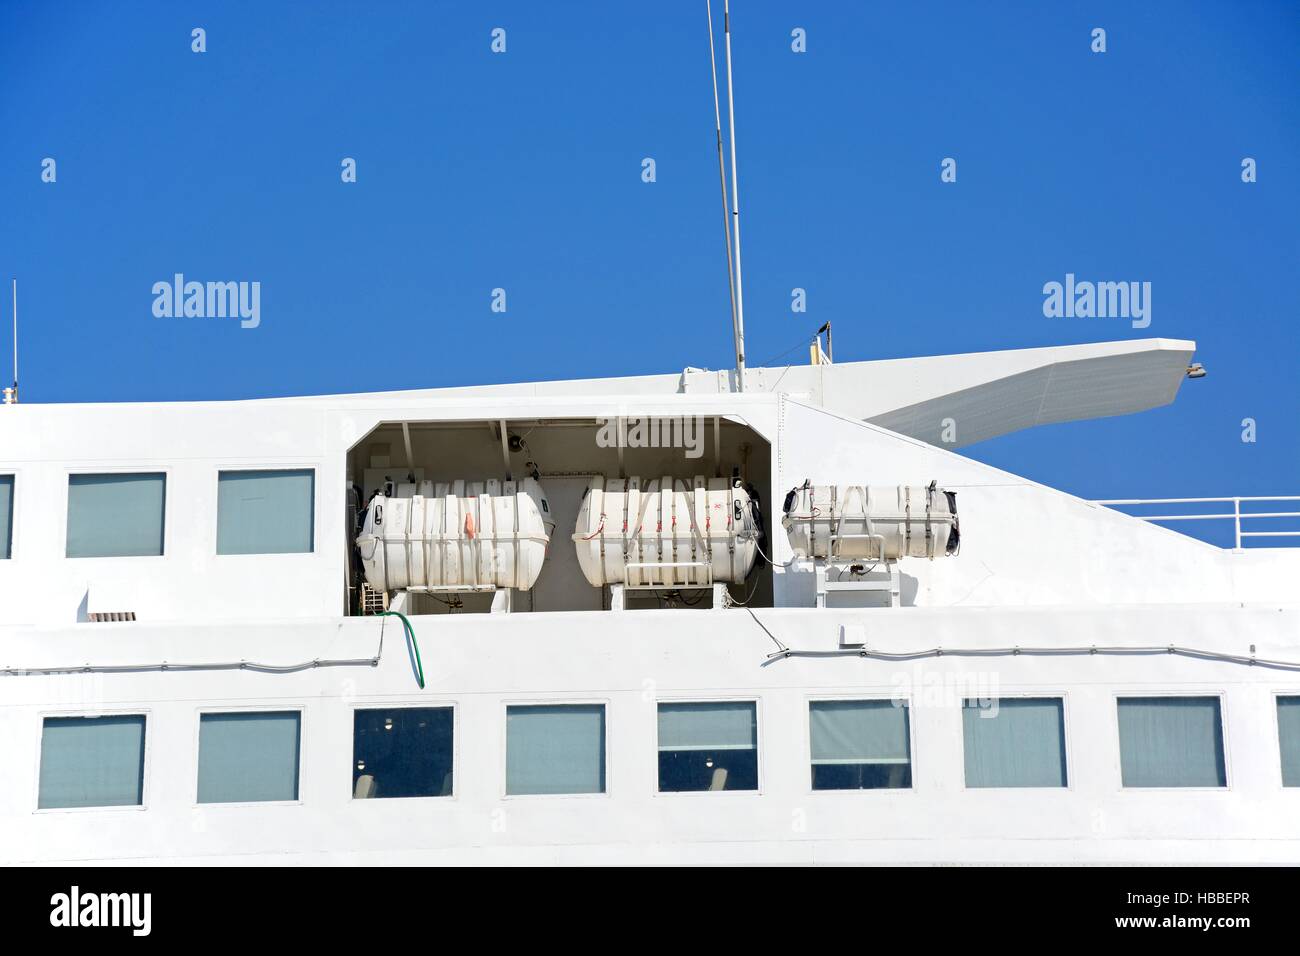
{"left": 2, "top": 376, "right": 1299, "bottom": 864}
{"left": 1, "top": 604, "right": 1297, "bottom": 865}
{"left": 1, "top": 391, "right": 1290, "bottom": 627}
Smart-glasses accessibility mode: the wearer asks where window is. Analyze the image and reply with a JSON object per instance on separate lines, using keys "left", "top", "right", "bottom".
{"left": 217, "top": 469, "right": 315, "bottom": 555}
{"left": 657, "top": 701, "right": 757, "bottom": 792}
{"left": 1278, "top": 697, "right": 1300, "bottom": 788}
{"left": 353, "top": 707, "right": 454, "bottom": 799}
{"left": 197, "top": 711, "right": 301, "bottom": 803}
{"left": 38, "top": 715, "right": 146, "bottom": 809}
{"left": 506, "top": 704, "right": 605, "bottom": 795}
{"left": 810, "top": 700, "right": 911, "bottom": 790}
{"left": 1117, "top": 696, "right": 1226, "bottom": 788}
{"left": 963, "top": 698, "right": 1068, "bottom": 788}
{"left": 66, "top": 473, "right": 165, "bottom": 557}
{"left": 0, "top": 474, "right": 12, "bottom": 558}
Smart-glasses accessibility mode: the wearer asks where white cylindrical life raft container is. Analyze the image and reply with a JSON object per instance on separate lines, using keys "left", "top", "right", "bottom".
{"left": 781, "top": 482, "right": 959, "bottom": 561}
{"left": 572, "top": 476, "right": 760, "bottom": 587}
{"left": 356, "top": 477, "right": 554, "bottom": 592}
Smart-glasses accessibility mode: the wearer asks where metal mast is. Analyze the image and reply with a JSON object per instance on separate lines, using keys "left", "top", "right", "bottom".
{"left": 722, "top": 0, "right": 747, "bottom": 391}
{"left": 705, "top": 0, "right": 741, "bottom": 390}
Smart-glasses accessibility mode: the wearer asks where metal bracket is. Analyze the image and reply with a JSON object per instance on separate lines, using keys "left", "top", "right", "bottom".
{"left": 814, "top": 557, "right": 900, "bottom": 609}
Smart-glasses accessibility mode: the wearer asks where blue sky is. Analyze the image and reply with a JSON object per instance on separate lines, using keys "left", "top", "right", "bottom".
{"left": 1, "top": 1, "right": 1296, "bottom": 542}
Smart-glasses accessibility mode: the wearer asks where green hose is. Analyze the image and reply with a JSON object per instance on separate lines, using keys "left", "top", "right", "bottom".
{"left": 378, "top": 610, "right": 424, "bottom": 689}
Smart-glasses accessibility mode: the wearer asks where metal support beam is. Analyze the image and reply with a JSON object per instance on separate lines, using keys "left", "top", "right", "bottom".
{"left": 498, "top": 419, "right": 512, "bottom": 480}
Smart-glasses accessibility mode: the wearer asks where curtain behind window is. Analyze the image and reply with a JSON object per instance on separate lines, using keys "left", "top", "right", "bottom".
{"left": 963, "top": 698, "right": 1067, "bottom": 788}
{"left": 1278, "top": 697, "right": 1300, "bottom": 787}
{"left": 0, "top": 475, "right": 12, "bottom": 558}
{"left": 66, "top": 473, "right": 165, "bottom": 557}
{"left": 198, "top": 712, "right": 301, "bottom": 803}
{"left": 217, "top": 469, "right": 314, "bottom": 554}
{"left": 811, "top": 700, "right": 909, "bottom": 765}
{"left": 506, "top": 705, "right": 606, "bottom": 795}
{"left": 38, "top": 715, "right": 146, "bottom": 809}
{"left": 1118, "top": 697, "right": 1226, "bottom": 787}
{"left": 658, "top": 702, "right": 756, "bottom": 751}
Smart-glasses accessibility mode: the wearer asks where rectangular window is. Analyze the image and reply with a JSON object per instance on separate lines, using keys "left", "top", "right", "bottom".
{"left": 657, "top": 701, "right": 757, "bottom": 792}
{"left": 810, "top": 699, "right": 911, "bottom": 790}
{"left": 38, "top": 715, "right": 146, "bottom": 809}
{"left": 963, "top": 697, "right": 1068, "bottom": 788}
{"left": 506, "top": 704, "right": 605, "bottom": 795}
{"left": 1117, "top": 696, "right": 1226, "bottom": 788}
{"left": 0, "top": 474, "right": 12, "bottom": 558}
{"left": 1278, "top": 697, "right": 1300, "bottom": 788}
{"left": 353, "top": 707, "right": 454, "bottom": 799}
{"left": 198, "top": 711, "right": 301, "bottom": 803}
{"left": 66, "top": 473, "right": 165, "bottom": 557}
{"left": 217, "top": 469, "right": 315, "bottom": 555}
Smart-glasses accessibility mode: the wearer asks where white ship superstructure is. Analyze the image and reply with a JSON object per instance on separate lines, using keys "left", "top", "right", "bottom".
{"left": 2, "top": 338, "right": 1299, "bottom": 865}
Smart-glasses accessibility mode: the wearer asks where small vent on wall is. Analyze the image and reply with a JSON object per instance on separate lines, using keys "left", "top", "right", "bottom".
{"left": 88, "top": 611, "right": 137, "bottom": 623}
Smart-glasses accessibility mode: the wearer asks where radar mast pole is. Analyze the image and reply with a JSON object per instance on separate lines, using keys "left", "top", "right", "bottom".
{"left": 722, "top": 0, "right": 747, "bottom": 391}
{"left": 705, "top": 0, "right": 741, "bottom": 391}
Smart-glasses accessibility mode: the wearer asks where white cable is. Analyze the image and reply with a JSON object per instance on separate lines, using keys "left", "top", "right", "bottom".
{"left": 3, "top": 657, "right": 381, "bottom": 676}
{"left": 3, "top": 620, "right": 388, "bottom": 676}
{"left": 762, "top": 642, "right": 1300, "bottom": 670}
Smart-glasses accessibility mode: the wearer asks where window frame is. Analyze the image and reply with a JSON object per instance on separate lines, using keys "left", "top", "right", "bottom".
{"left": 63, "top": 467, "right": 170, "bottom": 559}
{"left": 191, "top": 705, "right": 306, "bottom": 808}
{"left": 959, "top": 693, "right": 1073, "bottom": 792}
{"left": 500, "top": 699, "right": 611, "bottom": 800}
{"left": 805, "top": 694, "right": 917, "bottom": 796}
{"left": 0, "top": 470, "right": 16, "bottom": 559}
{"left": 32, "top": 709, "right": 152, "bottom": 814}
{"left": 349, "top": 699, "right": 459, "bottom": 802}
{"left": 653, "top": 696, "right": 763, "bottom": 797}
{"left": 213, "top": 465, "right": 319, "bottom": 557}
{"left": 1272, "top": 690, "right": 1300, "bottom": 789}
{"left": 1113, "top": 691, "right": 1232, "bottom": 791}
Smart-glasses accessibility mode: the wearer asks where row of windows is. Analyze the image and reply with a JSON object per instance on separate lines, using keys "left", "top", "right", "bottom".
{"left": 33, "top": 695, "right": 1300, "bottom": 810}
{"left": 0, "top": 469, "right": 315, "bottom": 559}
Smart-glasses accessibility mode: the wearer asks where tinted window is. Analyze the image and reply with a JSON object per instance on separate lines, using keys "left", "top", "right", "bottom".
{"left": 658, "top": 701, "right": 757, "bottom": 792}
{"left": 811, "top": 700, "right": 911, "bottom": 790}
{"left": 353, "top": 707, "right": 454, "bottom": 799}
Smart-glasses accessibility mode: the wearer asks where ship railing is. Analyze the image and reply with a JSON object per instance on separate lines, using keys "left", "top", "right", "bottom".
{"left": 1092, "top": 496, "right": 1300, "bottom": 550}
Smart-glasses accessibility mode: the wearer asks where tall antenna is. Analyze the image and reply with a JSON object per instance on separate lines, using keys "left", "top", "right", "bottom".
{"left": 4, "top": 278, "right": 15, "bottom": 405}
{"left": 722, "top": 0, "right": 747, "bottom": 392}
{"left": 705, "top": 0, "right": 741, "bottom": 390}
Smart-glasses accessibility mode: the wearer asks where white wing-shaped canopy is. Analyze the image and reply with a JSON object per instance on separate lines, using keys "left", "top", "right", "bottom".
{"left": 677, "top": 338, "right": 1196, "bottom": 447}
{"left": 825, "top": 339, "right": 1195, "bottom": 447}
{"left": 275, "top": 338, "right": 1197, "bottom": 449}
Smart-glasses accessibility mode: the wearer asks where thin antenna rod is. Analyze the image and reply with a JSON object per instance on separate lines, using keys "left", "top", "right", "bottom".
{"left": 722, "top": 0, "right": 747, "bottom": 392}
{"left": 706, "top": 0, "right": 741, "bottom": 388}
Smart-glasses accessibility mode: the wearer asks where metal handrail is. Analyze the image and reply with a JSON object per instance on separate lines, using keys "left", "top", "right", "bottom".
{"left": 1093, "top": 496, "right": 1300, "bottom": 550}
